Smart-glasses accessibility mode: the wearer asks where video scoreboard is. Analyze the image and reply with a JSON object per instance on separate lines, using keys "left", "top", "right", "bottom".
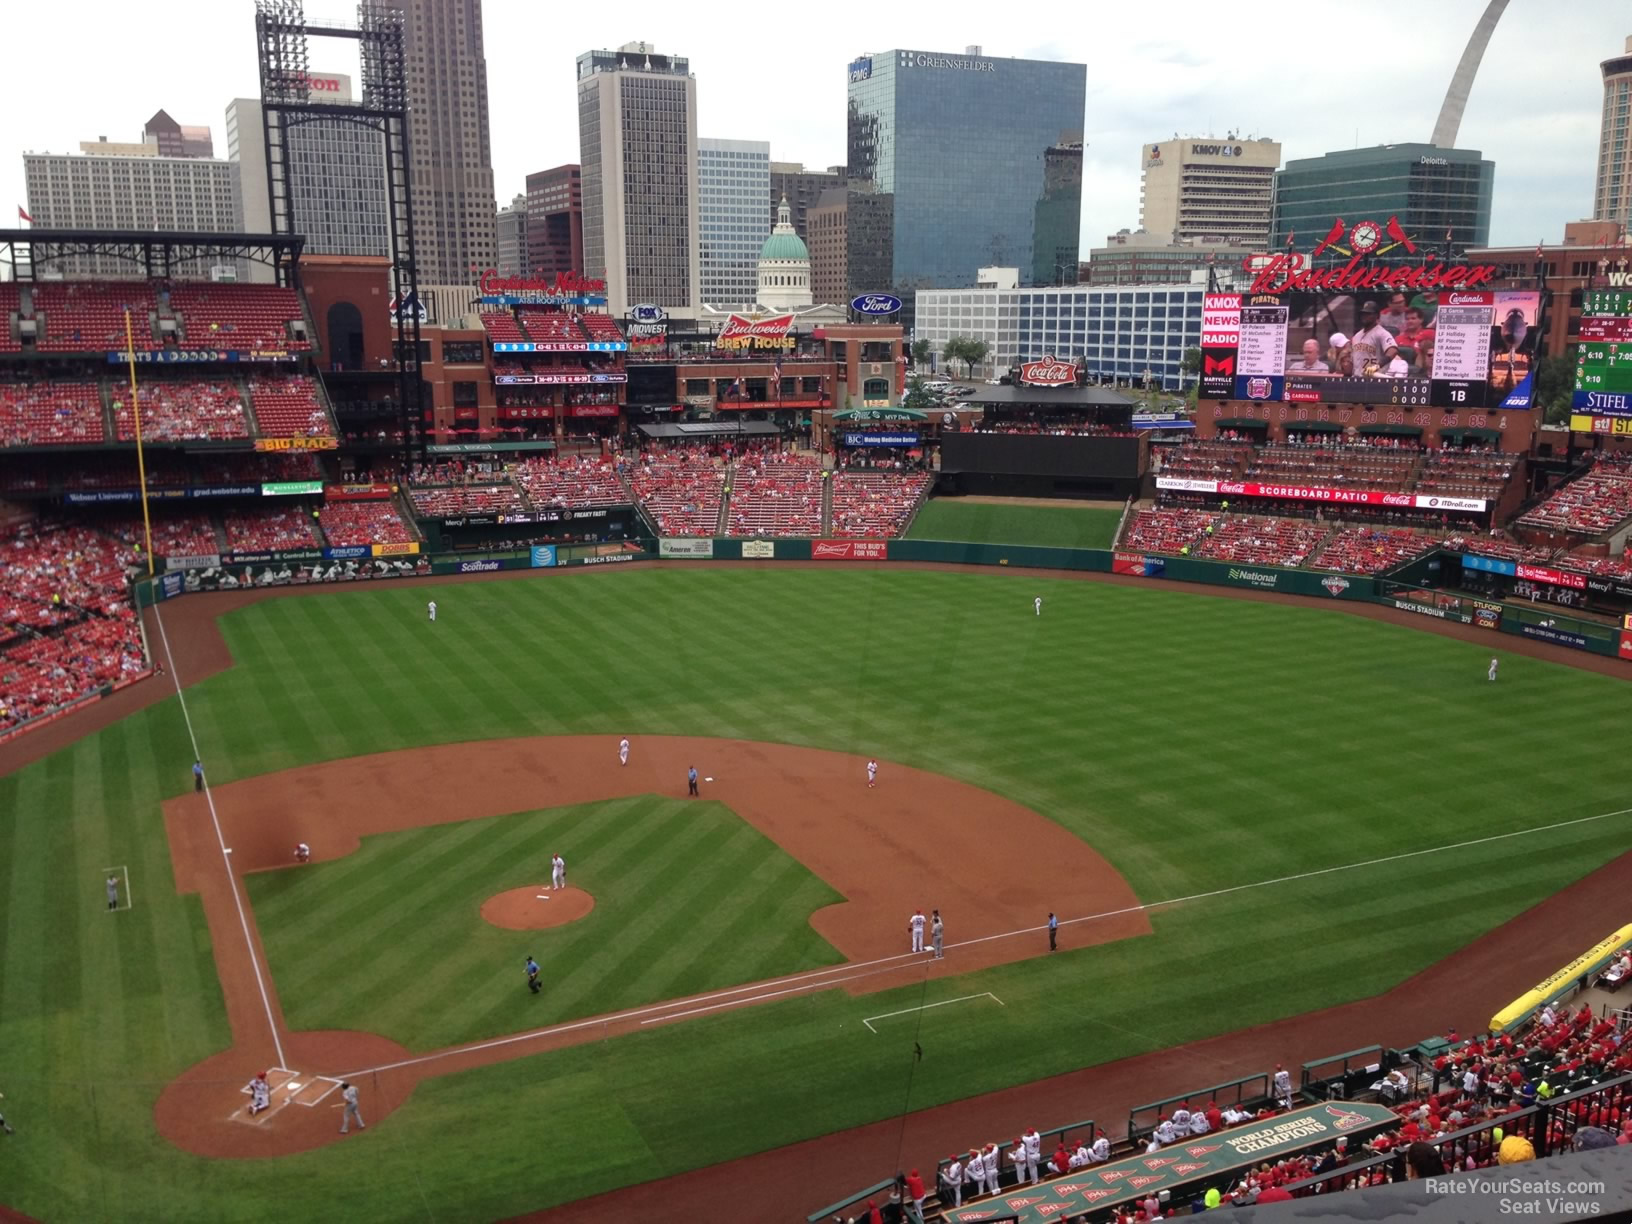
{"left": 1201, "top": 289, "right": 1540, "bottom": 409}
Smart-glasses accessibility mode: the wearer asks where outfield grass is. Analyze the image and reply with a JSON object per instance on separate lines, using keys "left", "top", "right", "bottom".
{"left": 2, "top": 567, "right": 1630, "bottom": 1221}
{"left": 906, "top": 499, "right": 1122, "bottom": 549}
{"left": 247, "top": 796, "right": 845, "bottom": 1050}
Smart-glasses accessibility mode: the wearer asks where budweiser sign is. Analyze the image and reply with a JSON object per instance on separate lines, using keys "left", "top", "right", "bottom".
{"left": 1248, "top": 253, "right": 1498, "bottom": 295}
{"left": 1019, "top": 357, "right": 1077, "bottom": 387}
{"left": 478, "top": 269, "right": 606, "bottom": 296}
{"left": 718, "top": 314, "right": 795, "bottom": 340}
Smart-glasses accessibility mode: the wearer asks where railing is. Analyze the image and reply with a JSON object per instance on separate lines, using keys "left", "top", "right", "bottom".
{"left": 1300, "top": 1045, "right": 1384, "bottom": 1103}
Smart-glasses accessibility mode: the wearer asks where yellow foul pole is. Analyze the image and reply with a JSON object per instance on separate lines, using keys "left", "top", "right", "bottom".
{"left": 123, "top": 308, "right": 155, "bottom": 578}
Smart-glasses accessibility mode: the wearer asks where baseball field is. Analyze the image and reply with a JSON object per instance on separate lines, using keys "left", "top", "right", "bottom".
{"left": 1, "top": 563, "right": 1630, "bottom": 1222}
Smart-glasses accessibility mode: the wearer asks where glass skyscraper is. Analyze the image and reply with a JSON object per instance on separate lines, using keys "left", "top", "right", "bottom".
{"left": 1271, "top": 144, "right": 1495, "bottom": 259}
{"left": 845, "top": 48, "right": 1085, "bottom": 300}
{"left": 698, "top": 138, "right": 771, "bottom": 307}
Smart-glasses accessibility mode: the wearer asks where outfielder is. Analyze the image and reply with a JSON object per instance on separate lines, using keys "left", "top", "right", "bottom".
{"left": 909, "top": 908, "right": 926, "bottom": 953}
{"left": 1488, "top": 656, "right": 1499, "bottom": 682}
{"left": 339, "top": 1081, "right": 364, "bottom": 1134}
{"left": 551, "top": 853, "right": 566, "bottom": 890}
{"left": 1034, "top": 595, "right": 1042, "bottom": 616}
{"left": 618, "top": 737, "right": 630, "bottom": 766}
{"left": 866, "top": 758, "right": 878, "bottom": 788}
{"left": 427, "top": 600, "right": 437, "bottom": 623}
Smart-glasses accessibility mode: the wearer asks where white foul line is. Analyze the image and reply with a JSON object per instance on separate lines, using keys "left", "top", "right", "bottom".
{"left": 150, "top": 604, "right": 287, "bottom": 1069}
{"left": 337, "top": 802, "right": 1632, "bottom": 1079}
{"left": 862, "top": 992, "right": 1004, "bottom": 1034}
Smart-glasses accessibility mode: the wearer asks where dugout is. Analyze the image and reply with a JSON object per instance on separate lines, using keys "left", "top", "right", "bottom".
{"left": 937, "top": 385, "right": 1145, "bottom": 499}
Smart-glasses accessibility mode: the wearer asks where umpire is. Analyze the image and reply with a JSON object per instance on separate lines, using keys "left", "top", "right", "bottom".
{"left": 687, "top": 765, "right": 699, "bottom": 797}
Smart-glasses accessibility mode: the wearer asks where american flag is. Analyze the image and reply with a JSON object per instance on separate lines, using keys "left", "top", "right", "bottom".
{"left": 773, "top": 353, "right": 783, "bottom": 400}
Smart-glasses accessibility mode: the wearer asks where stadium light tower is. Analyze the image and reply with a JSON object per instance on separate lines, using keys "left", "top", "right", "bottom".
{"left": 1429, "top": 0, "right": 1509, "bottom": 148}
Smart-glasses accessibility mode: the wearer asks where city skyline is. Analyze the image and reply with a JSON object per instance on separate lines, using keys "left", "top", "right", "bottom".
{"left": 0, "top": 1, "right": 1622, "bottom": 277}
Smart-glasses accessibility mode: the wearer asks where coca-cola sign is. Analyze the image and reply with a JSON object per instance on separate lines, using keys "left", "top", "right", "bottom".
{"left": 1019, "top": 357, "right": 1077, "bottom": 387}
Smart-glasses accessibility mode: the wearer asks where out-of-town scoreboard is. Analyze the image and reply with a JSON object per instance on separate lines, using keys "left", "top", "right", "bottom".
{"left": 1570, "top": 290, "right": 1632, "bottom": 431}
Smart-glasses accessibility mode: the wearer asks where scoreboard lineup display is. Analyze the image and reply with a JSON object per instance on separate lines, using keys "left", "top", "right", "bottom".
{"left": 1202, "top": 289, "right": 1541, "bottom": 409}
{"left": 1571, "top": 292, "right": 1632, "bottom": 423}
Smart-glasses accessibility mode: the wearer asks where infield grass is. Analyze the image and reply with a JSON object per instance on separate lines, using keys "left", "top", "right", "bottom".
{"left": 2, "top": 566, "right": 1631, "bottom": 1221}
{"left": 906, "top": 498, "right": 1122, "bottom": 549}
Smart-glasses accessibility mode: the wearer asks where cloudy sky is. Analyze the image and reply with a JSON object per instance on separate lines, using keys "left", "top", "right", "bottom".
{"left": 1, "top": 0, "right": 1622, "bottom": 254}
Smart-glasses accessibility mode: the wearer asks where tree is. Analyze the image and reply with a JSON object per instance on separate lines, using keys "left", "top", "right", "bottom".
{"left": 903, "top": 375, "right": 933, "bottom": 412}
{"left": 943, "top": 336, "right": 989, "bottom": 379}
{"left": 1533, "top": 354, "right": 1575, "bottom": 425}
{"left": 910, "top": 338, "right": 932, "bottom": 369}
{"left": 1180, "top": 347, "right": 1203, "bottom": 378}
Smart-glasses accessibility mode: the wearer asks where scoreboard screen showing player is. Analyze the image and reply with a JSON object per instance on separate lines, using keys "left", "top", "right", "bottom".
{"left": 1208, "top": 288, "right": 1540, "bottom": 409}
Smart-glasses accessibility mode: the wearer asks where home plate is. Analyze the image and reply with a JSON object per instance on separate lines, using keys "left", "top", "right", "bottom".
{"left": 705, "top": 776, "right": 714, "bottom": 782}
{"left": 286, "top": 1081, "right": 303, "bottom": 1092}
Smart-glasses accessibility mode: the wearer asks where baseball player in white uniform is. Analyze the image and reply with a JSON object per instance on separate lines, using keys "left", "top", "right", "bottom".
{"left": 246, "top": 1072, "right": 271, "bottom": 1116}
{"left": 964, "top": 1150, "right": 986, "bottom": 1197}
{"left": 427, "top": 600, "right": 437, "bottom": 622}
{"left": 551, "top": 853, "right": 566, "bottom": 890}
{"left": 1488, "top": 656, "right": 1499, "bottom": 682}
{"left": 943, "top": 1154, "right": 964, "bottom": 1207}
{"left": 618, "top": 737, "right": 630, "bottom": 766}
{"left": 982, "top": 1143, "right": 1001, "bottom": 1192}
{"left": 866, "top": 758, "right": 878, "bottom": 788}
{"left": 1034, "top": 595, "right": 1042, "bottom": 616}
{"left": 1273, "top": 1064, "right": 1293, "bottom": 1109}
{"left": 1007, "top": 1141, "right": 1028, "bottom": 1187}
{"left": 909, "top": 909, "right": 926, "bottom": 953}
{"left": 1021, "top": 1127, "right": 1042, "bottom": 1184}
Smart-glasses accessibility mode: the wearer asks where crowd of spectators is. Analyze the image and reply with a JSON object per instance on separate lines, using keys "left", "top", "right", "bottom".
{"left": 627, "top": 452, "right": 725, "bottom": 536}
{"left": 829, "top": 471, "right": 930, "bottom": 538}
{"left": 1518, "top": 469, "right": 1632, "bottom": 535}
{"left": 112, "top": 380, "right": 248, "bottom": 443}
{"left": 1192, "top": 515, "right": 1325, "bottom": 567}
{"left": 1311, "top": 527, "right": 1441, "bottom": 575}
{"left": 318, "top": 501, "right": 415, "bottom": 547}
{"left": 727, "top": 453, "right": 823, "bottom": 537}
{"left": 224, "top": 508, "right": 320, "bottom": 553}
{"left": 1244, "top": 444, "right": 1417, "bottom": 491}
{"left": 511, "top": 456, "right": 627, "bottom": 508}
{"left": 0, "top": 381, "right": 106, "bottom": 447}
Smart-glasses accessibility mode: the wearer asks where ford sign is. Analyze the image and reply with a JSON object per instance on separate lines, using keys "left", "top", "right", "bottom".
{"left": 629, "top": 303, "right": 666, "bottom": 324}
{"left": 851, "top": 294, "right": 902, "bottom": 316}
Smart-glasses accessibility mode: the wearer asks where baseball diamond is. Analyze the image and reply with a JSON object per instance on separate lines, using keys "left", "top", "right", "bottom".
{"left": 3, "top": 560, "right": 1631, "bottom": 1223}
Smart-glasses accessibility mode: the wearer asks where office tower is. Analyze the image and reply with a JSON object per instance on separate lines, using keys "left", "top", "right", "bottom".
{"left": 496, "top": 192, "right": 527, "bottom": 274}
{"left": 525, "top": 164, "right": 583, "bottom": 282}
{"left": 699, "top": 138, "right": 771, "bottom": 307}
{"left": 1138, "top": 136, "right": 1280, "bottom": 248}
{"left": 1594, "top": 35, "right": 1632, "bottom": 228}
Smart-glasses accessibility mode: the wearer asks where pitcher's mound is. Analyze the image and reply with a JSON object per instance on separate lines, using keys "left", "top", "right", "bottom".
{"left": 481, "top": 885, "right": 595, "bottom": 930}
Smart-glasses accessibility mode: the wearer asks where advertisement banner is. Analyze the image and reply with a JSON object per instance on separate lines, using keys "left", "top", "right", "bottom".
{"left": 164, "top": 554, "right": 221, "bottom": 571}
{"left": 1585, "top": 574, "right": 1632, "bottom": 600}
{"left": 1620, "top": 631, "right": 1632, "bottom": 660}
{"left": 371, "top": 541, "right": 420, "bottom": 557}
{"left": 458, "top": 559, "right": 502, "bottom": 573}
{"left": 1515, "top": 563, "right": 1587, "bottom": 591}
{"left": 811, "top": 540, "right": 888, "bottom": 560}
{"left": 567, "top": 404, "right": 621, "bottom": 418}
{"left": 1518, "top": 622, "right": 1591, "bottom": 650}
{"left": 493, "top": 372, "right": 627, "bottom": 386}
{"left": 659, "top": 538, "right": 715, "bottom": 559}
{"left": 106, "top": 349, "right": 295, "bottom": 364}
{"left": 841, "top": 432, "right": 919, "bottom": 447}
{"left": 742, "top": 540, "right": 775, "bottom": 559}
{"left": 325, "top": 483, "right": 394, "bottom": 501}
{"left": 254, "top": 436, "right": 338, "bottom": 452}
{"left": 1154, "top": 477, "right": 1485, "bottom": 513}
{"left": 1112, "top": 552, "right": 1166, "bottom": 578}
{"left": 323, "top": 546, "right": 372, "bottom": 560}
{"left": 262, "top": 481, "right": 325, "bottom": 496}
{"left": 1472, "top": 600, "right": 1504, "bottom": 629}
{"left": 64, "top": 485, "right": 261, "bottom": 504}
{"left": 529, "top": 545, "right": 557, "bottom": 568}
{"left": 1225, "top": 566, "right": 1281, "bottom": 590}
{"left": 1393, "top": 597, "right": 1463, "bottom": 621}
{"left": 158, "top": 572, "right": 183, "bottom": 601}
{"left": 224, "top": 549, "right": 323, "bottom": 565}
{"left": 491, "top": 341, "right": 627, "bottom": 353}
{"left": 715, "top": 313, "right": 796, "bottom": 351}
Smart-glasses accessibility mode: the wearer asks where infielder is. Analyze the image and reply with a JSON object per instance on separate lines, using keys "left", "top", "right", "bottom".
{"left": 427, "top": 600, "right": 437, "bottom": 622}
{"left": 866, "top": 758, "right": 878, "bottom": 788}
{"left": 909, "top": 908, "right": 926, "bottom": 953}
{"left": 1034, "top": 595, "right": 1042, "bottom": 616}
{"left": 338, "top": 1081, "right": 364, "bottom": 1133}
{"left": 1488, "top": 656, "right": 1499, "bottom": 682}
{"left": 106, "top": 874, "right": 119, "bottom": 911}
{"left": 551, "top": 853, "right": 566, "bottom": 890}
{"left": 618, "top": 737, "right": 630, "bottom": 766}
{"left": 931, "top": 910, "right": 944, "bottom": 959}
{"left": 294, "top": 842, "right": 310, "bottom": 864}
